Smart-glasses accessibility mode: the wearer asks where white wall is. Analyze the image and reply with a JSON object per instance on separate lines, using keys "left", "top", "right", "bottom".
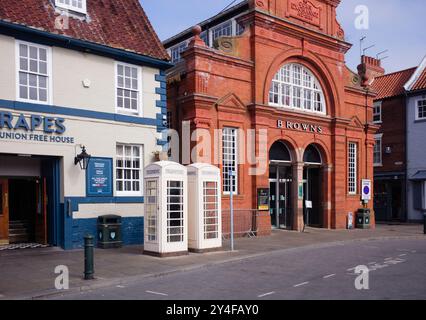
{"left": 0, "top": 34, "right": 165, "bottom": 219}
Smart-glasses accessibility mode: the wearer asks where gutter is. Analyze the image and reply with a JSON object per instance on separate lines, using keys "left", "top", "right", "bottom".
{"left": 0, "top": 20, "right": 173, "bottom": 70}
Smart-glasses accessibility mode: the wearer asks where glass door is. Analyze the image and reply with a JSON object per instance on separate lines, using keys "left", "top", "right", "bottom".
{"left": 269, "top": 165, "right": 292, "bottom": 229}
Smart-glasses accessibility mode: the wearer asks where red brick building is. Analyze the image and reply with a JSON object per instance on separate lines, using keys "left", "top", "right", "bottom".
{"left": 165, "top": 0, "right": 378, "bottom": 234}
{"left": 371, "top": 67, "right": 416, "bottom": 222}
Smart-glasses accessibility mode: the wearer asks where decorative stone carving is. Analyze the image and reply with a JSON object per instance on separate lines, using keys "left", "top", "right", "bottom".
{"left": 288, "top": 0, "right": 321, "bottom": 27}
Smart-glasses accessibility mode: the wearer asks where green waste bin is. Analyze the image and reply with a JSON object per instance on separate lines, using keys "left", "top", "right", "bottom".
{"left": 356, "top": 208, "right": 371, "bottom": 229}
{"left": 97, "top": 215, "right": 123, "bottom": 249}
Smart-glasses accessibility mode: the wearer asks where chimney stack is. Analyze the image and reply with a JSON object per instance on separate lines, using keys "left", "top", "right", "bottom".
{"left": 357, "top": 55, "right": 385, "bottom": 87}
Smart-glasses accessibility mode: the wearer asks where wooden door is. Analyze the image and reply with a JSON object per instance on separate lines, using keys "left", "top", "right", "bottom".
{"left": 35, "top": 178, "right": 48, "bottom": 245}
{"left": 0, "top": 179, "right": 9, "bottom": 244}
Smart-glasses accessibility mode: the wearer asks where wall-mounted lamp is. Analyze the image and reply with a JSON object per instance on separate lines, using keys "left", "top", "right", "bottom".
{"left": 385, "top": 146, "right": 392, "bottom": 154}
{"left": 74, "top": 146, "right": 91, "bottom": 170}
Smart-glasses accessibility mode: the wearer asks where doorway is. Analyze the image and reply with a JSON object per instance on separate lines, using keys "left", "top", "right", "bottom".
{"left": 0, "top": 155, "right": 60, "bottom": 246}
{"left": 269, "top": 141, "right": 293, "bottom": 230}
{"left": 303, "top": 167, "right": 322, "bottom": 227}
{"left": 8, "top": 179, "right": 38, "bottom": 243}
{"left": 269, "top": 165, "right": 293, "bottom": 229}
{"left": 303, "top": 145, "right": 323, "bottom": 227}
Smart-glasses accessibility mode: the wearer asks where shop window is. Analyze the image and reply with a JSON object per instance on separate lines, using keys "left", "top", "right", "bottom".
{"left": 116, "top": 144, "right": 143, "bottom": 196}
{"left": 116, "top": 62, "right": 141, "bottom": 114}
{"left": 203, "top": 181, "right": 219, "bottom": 240}
{"left": 222, "top": 127, "right": 238, "bottom": 194}
{"left": 413, "top": 181, "right": 426, "bottom": 211}
{"left": 17, "top": 41, "right": 51, "bottom": 104}
{"left": 348, "top": 142, "right": 358, "bottom": 194}
{"left": 167, "top": 180, "right": 184, "bottom": 243}
{"left": 373, "top": 101, "right": 382, "bottom": 123}
{"left": 145, "top": 180, "right": 158, "bottom": 242}
{"left": 269, "top": 63, "right": 326, "bottom": 114}
{"left": 374, "top": 135, "right": 383, "bottom": 166}
{"left": 55, "top": 0, "right": 87, "bottom": 14}
{"left": 416, "top": 99, "right": 426, "bottom": 120}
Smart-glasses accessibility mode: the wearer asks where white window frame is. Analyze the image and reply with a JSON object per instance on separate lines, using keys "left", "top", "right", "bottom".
{"left": 145, "top": 179, "right": 158, "bottom": 243}
{"left": 115, "top": 144, "right": 144, "bottom": 197}
{"left": 115, "top": 61, "right": 143, "bottom": 116}
{"left": 373, "top": 134, "right": 383, "bottom": 167}
{"left": 168, "top": 41, "right": 189, "bottom": 63}
{"left": 203, "top": 181, "right": 219, "bottom": 240}
{"left": 348, "top": 142, "right": 358, "bottom": 195}
{"left": 167, "top": 180, "right": 185, "bottom": 243}
{"left": 210, "top": 20, "right": 233, "bottom": 44}
{"left": 415, "top": 98, "right": 426, "bottom": 121}
{"left": 373, "top": 101, "right": 382, "bottom": 123}
{"left": 269, "top": 63, "right": 326, "bottom": 115}
{"left": 222, "top": 127, "right": 238, "bottom": 195}
{"left": 15, "top": 40, "right": 53, "bottom": 105}
{"left": 55, "top": 0, "right": 87, "bottom": 14}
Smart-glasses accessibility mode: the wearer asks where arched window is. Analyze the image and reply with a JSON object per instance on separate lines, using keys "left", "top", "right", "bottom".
{"left": 269, "top": 63, "right": 326, "bottom": 114}
{"left": 303, "top": 145, "right": 322, "bottom": 165}
{"left": 269, "top": 141, "right": 292, "bottom": 162}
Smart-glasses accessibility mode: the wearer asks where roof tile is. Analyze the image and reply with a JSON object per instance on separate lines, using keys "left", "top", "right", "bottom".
{"left": 371, "top": 68, "right": 416, "bottom": 100}
{"left": 411, "top": 68, "right": 426, "bottom": 91}
{"left": 0, "top": 0, "right": 169, "bottom": 61}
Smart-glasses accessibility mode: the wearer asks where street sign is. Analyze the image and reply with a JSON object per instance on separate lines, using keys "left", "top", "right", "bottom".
{"left": 361, "top": 179, "right": 372, "bottom": 201}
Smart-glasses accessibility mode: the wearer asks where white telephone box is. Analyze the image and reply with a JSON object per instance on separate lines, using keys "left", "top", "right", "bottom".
{"left": 187, "top": 163, "right": 222, "bottom": 252}
{"left": 143, "top": 161, "right": 188, "bottom": 257}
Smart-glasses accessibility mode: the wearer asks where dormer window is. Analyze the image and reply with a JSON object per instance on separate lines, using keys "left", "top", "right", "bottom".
{"left": 55, "top": 0, "right": 87, "bottom": 15}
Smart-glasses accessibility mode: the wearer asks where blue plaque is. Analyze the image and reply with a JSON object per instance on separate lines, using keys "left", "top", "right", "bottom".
{"left": 86, "top": 157, "right": 113, "bottom": 197}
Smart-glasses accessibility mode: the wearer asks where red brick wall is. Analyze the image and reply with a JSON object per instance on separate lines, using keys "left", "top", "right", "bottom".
{"left": 167, "top": 4, "right": 376, "bottom": 234}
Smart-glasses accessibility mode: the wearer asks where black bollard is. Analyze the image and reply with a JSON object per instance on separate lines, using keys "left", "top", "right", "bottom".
{"left": 84, "top": 234, "right": 94, "bottom": 280}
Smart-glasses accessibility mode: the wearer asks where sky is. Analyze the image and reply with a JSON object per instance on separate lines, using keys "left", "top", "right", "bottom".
{"left": 140, "top": 0, "right": 426, "bottom": 73}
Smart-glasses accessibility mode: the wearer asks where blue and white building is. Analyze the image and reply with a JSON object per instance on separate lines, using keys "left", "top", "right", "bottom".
{"left": 0, "top": 0, "right": 171, "bottom": 249}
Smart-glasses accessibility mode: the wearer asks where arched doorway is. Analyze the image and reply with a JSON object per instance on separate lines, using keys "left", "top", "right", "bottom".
{"left": 303, "top": 144, "right": 323, "bottom": 227}
{"left": 269, "top": 141, "right": 293, "bottom": 229}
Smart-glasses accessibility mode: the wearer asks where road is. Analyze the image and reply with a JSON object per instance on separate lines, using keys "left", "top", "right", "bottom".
{"left": 52, "top": 238, "right": 426, "bottom": 300}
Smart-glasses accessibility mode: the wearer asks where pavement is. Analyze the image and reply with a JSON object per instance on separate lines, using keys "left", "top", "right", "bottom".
{"left": 54, "top": 238, "right": 426, "bottom": 300}
{"left": 0, "top": 223, "right": 423, "bottom": 300}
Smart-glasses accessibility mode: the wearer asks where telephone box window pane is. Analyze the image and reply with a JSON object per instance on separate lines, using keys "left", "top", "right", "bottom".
{"left": 167, "top": 181, "right": 184, "bottom": 242}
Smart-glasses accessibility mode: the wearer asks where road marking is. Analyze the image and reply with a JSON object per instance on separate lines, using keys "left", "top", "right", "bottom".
{"left": 398, "top": 254, "right": 407, "bottom": 257}
{"left": 347, "top": 267, "right": 356, "bottom": 272}
{"left": 384, "top": 257, "right": 393, "bottom": 261}
{"left": 116, "top": 285, "right": 126, "bottom": 288}
{"left": 258, "top": 291, "right": 275, "bottom": 298}
{"left": 368, "top": 262, "right": 377, "bottom": 265}
{"left": 293, "top": 282, "right": 309, "bottom": 288}
{"left": 323, "top": 274, "right": 336, "bottom": 279}
{"left": 146, "top": 290, "right": 168, "bottom": 297}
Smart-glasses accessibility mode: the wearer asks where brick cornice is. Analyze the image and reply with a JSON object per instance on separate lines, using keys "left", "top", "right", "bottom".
{"left": 249, "top": 10, "right": 352, "bottom": 54}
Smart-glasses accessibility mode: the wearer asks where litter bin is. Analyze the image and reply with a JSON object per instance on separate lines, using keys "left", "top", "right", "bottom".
{"left": 97, "top": 215, "right": 122, "bottom": 249}
{"left": 356, "top": 208, "right": 371, "bottom": 229}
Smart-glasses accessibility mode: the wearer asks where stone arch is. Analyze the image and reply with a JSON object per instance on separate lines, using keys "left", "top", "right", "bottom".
{"left": 268, "top": 135, "right": 300, "bottom": 163}
{"left": 301, "top": 140, "right": 331, "bottom": 166}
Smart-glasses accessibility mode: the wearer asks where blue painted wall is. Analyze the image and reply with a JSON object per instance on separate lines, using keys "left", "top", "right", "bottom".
{"left": 406, "top": 92, "right": 426, "bottom": 221}
{"left": 65, "top": 216, "right": 144, "bottom": 250}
